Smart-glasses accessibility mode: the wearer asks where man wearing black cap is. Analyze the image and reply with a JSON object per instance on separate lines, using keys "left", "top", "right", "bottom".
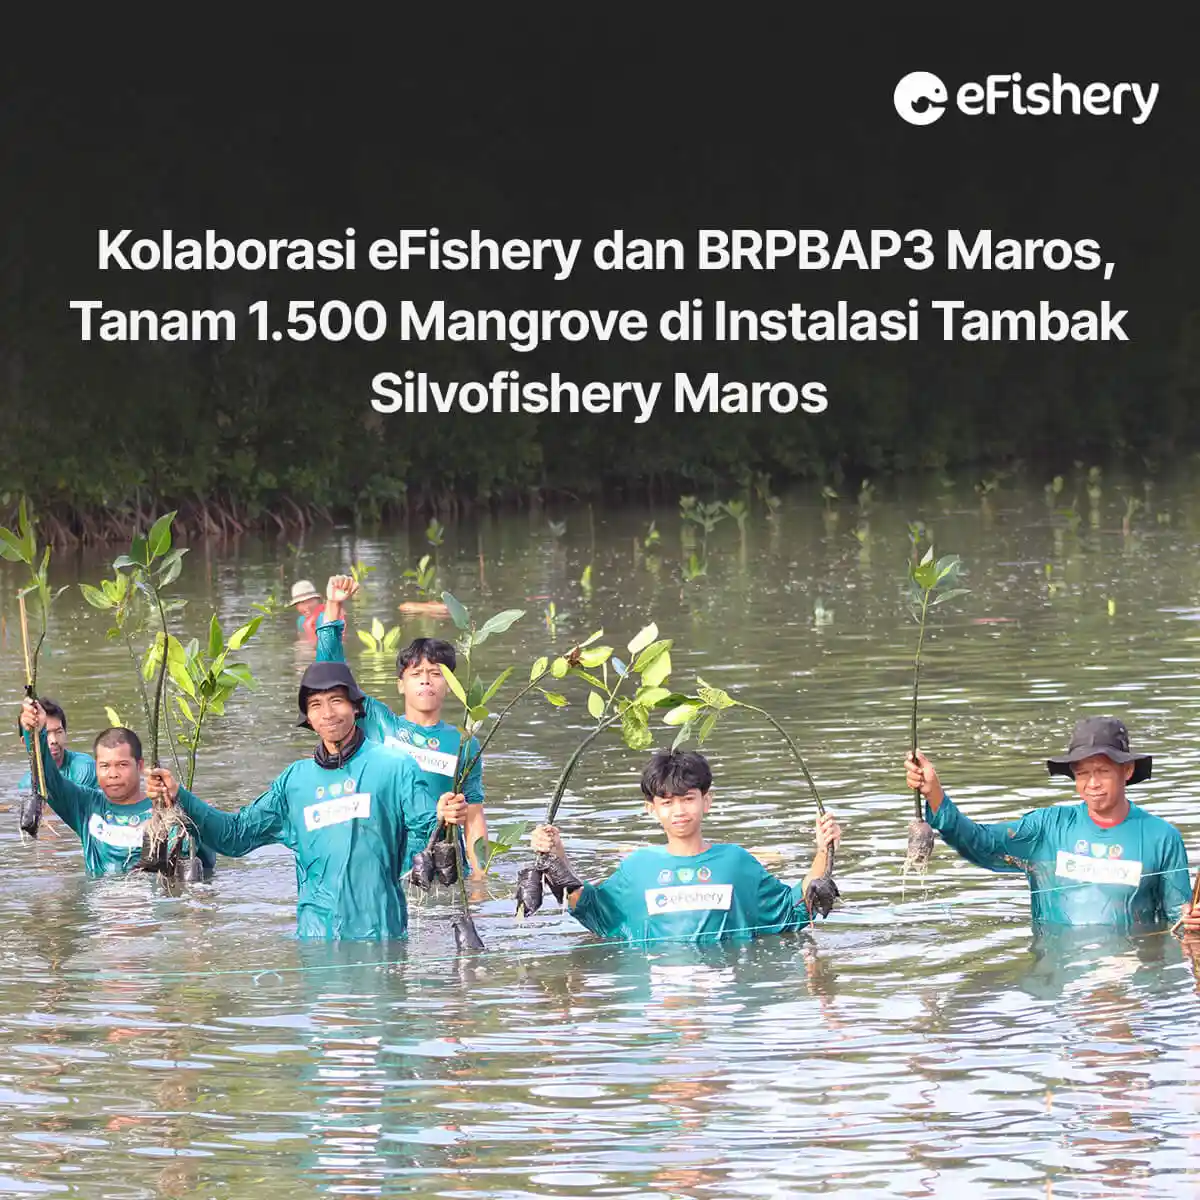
{"left": 145, "top": 660, "right": 467, "bottom": 940}
{"left": 906, "top": 716, "right": 1199, "bottom": 929}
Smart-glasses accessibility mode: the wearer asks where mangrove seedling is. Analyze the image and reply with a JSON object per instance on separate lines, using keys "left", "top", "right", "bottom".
{"left": 357, "top": 617, "right": 403, "bottom": 655}
{"left": 905, "top": 546, "right": 968, "bottom": 881}
{"left": 517, "top": 621, "right": 677, "bottom": 917}
{"left": 1, "top": 498, "right": 70, "bottom": 837}
{"left": 661, "top": 679, "right": 840, "bottom": 919}
{"left": 408, "top": 590, "right": 529, "bottom": 950}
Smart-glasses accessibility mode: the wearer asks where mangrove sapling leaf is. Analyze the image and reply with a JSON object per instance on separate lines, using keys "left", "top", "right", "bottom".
{"left": 662, "top": 678, "right": 840, "bottom": 919}
{"left": 904, "top": 547, "right": 970, "bottom": 883}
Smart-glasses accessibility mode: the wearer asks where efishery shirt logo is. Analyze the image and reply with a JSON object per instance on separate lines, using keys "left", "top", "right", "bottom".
{"left": 384, "top": 734, "right": 458, "bottom": 777}
{"left": 893, "top": 71, "right": 1159, "bottom": 126}
{"left": 304, "top": 792, "right": 372, "bottom": 832}
{"left": 644, "top": 885, "right": 734, "bottom": 915}
{"left": 88, "top": 812, "right": 145, "bottom": 848}
{"left": 1055, "top": 850, "right": 1142, "bottom": 889}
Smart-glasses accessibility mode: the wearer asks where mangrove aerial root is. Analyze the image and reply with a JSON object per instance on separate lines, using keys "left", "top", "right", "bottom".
{"left": 902, "top": 819, "right": 937, "bottom": 896}
{"left": 451, "top": 914, "right": 486, "bottom": 951}
{"left": 135, "top": 803, "right": 189, "bottom": 877}
{"left": 514, "top": 866, "right": 545, "bottom": 917}
{"left": 19, "top": 791, "right": 43, "bottom": 838}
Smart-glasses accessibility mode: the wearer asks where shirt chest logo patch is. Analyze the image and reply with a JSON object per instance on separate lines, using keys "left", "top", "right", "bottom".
{"left": 1056, "top": 850, "right": 1142, "bottom": 888}
{"left": 697, "top": 867, "right": 712, "bottom": 882}
{"left": 384, "top": 737, "right": 458, "bottom": 777}
{"left": 88, "top": 813, "right": 145, "bottom": 849}
{"left": 645, "top": 884, "right": 734, "bottom": 915}
{"left": 677, "top": 868, "right": 695, "bottom": 883}
{"left": 1108, "top": 844, "right": 1123, "bottom": 859}
{"left": 1091, "top": 843, "right": 1108, "bottom": 858}
{"left": 658, "top": 869, "right": 673, "bottom": 884}
{"left": 304, "top": 792, "right": 372, "bottom": 832}
{"left": 1075, "top": 839, "right": 1089, "bottom": 854}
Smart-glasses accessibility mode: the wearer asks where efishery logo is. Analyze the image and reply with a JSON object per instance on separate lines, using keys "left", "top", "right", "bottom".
{"left": 893, "top": 71, "right": 1159, "bottom": 126}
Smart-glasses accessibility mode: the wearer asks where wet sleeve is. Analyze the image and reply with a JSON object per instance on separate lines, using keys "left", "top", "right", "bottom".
{"left": 71, "top": 754, "right": 98, "bottom": 788}
{"left": 174, "top": 775, "right": 291, "bottom": 857}
{"left": 462, "top": 735, "right": 485, "bottom": 805}
{"left": 752, "top": 858, "right": 812, "bottom": 933}
{"left": 315, "top": 618, "right": 347, "bottom": 664}
{"left": 1159, "top": 828, "right": 1193, "bottom": 923}
{"left": 394, "top": 758, "right": 438, "bottom": 874}
{"left": 27, "top": 728, "right": 91, "bottom": 836}
{"left": 571, "top": 864, "right": 629, "bottom": 939}
{"left": 927, "top": 791, "right": 1051, "bottom": 874}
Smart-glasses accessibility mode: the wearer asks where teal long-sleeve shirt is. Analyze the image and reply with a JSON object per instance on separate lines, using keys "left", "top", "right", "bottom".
{"left": 571, "top": 843, "right": 814, "bottom": 946}
{"left": 24, "top": 728, "right": 214, "bottom": 877}
{"left": 19, "top": 747, "right": 96, "bottom": 791}
{"left": 928, "top": 790, "right": 1193, "bottom": 927}
{"left": 172, "top": 739, "right": 439, "bottom": 940}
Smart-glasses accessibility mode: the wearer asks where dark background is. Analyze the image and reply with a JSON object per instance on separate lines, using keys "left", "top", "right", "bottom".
{"left": 1, "top": 20, "right": 1195, "bottom": 535}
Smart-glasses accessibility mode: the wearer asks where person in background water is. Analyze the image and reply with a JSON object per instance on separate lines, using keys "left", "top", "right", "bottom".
{"left": 146, "top": 660, "right": 466, "bottom": 940}
{"left": 906, "top": 715, "right": 1200, "bottom": 931}
{"left": 317, "top": 575, "right": 489, "bottom": 872}
{"left": 17, "top": 698, "right": 214, "bottom": 877}
{"left": 291, "top": 579, "right": 325, "bottom": 640}
{"left": 531, "top": 748, "right": 842, "bottom": 946}
{"left": 18, "top": 698, "right": 96, "bottom": 790}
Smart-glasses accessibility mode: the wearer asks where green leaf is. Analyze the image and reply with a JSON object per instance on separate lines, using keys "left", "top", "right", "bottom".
{"left": 442, "top": 591, "right": 471, "bottom": 631}
{"left": 494, "top": 819, "right": 532, "bottom": 848}
{"left": 157, "top": 547, "right": 187, "bottom": 587}
{"left": 662, "top": 702, "right": 702, "bottom": 726}
{"left": 530, "top": 656, "right": 549, "bottom": 681}
{"left": 611, "top": 656, "right": 628, "bottom": 677}
{"left": 697, "top": 712, "right": 719, "bottom": 744}
{"left": 930, "top": 587, "right": 970, "bottom": 606}
{"left": 104, "top": 705, "right": 124, "bottom": 727}
{"left": 222, "top": 663, "right": 257, "bottom": 689}
{"left": 441, "top": 662, "right": 469, "bottom": 707}
{"left": 468, "top": 703, "right": 489, "bottom": 724}
{"left": 175, "top": 695, "right": 196, "bottom": 726}
{"left": 621, "top": 704, "right": 653, "bottom": 751}
{"left": 568, "top": 667, "right": 606, "bottom": 689}
{"left": 542, "top": 691, "right": 568, "bottom": 707}
{"left": 227, "top": 616, "right": 262, "bottom": 650}
{"left": 112, "top": 554, "right": 137, "bottom": 570}
{"left": 696, "top": 678, "right": 735, "bottom": 710}
{"left": 466, "top": 676, "right": 486, "bottom": 709}
{"left": 481, "top": 666, "right": 514, "bottom": 705}
{"left": 371, "top": 617, "right": 385, "bottom": 640}
{"left": 383, "top": 627, "right": 403, "bottom": 653}
{"left": 920, "top": 546, "right": 934, "bottom": 566}
{"left": 79, "top": 582, "right": 113, "bottom": 609}
{"left": 671, "top": 721, "right": 694, "bottom": 751}
{"left": 550, "top": 656, "right": 569, "bottom": 679}
{"left": 207, "top": 614, "right": 224, "bottom": 660}
{"left": 578, "top": 645, "right": 613, "bottom": 668}
{"left": 912, "top": 562, "right": 938, "bottom": 590}
{"left": 0, "top": 528, "right": 26, "bottom": 563}
{"left": 627, "top": 623, "right": 658, "bottom": 657}
{"left": 169, "top": 657, "right": 197, "bottom": 699}
{"left": 147, "top": 512, "right": 175, "bottom": 559}
{"left": 632, "top": 638, "right": 672, "bottom": 676}
{"left": 356, "top": 629, "right": 377, "bottom": 649}
{"left": 478, "top": 609, "right": 525, "bottom": 638}
{"left": 142, "top": 638, "right": 161, "bottom": 680}
{"left": 935, "top": 555, "right": 962, "bottom": 582}
{"left": 640, "top": 649, "right": 672, "bottom": 690}
{"left": 587, "top": 691, "right": 605, "bottom": 719}
{"left": 635, "top": 686, "right": 672, "bottom": 707}
{"left": 473, "top": 836, "right": 491, "bottom": 869}
{"left": 578, "top": 629, "right": 605, "bottom": 648}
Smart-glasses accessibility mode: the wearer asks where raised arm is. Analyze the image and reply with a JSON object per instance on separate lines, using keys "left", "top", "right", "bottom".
{"left": 18, "top": 703, "right": 90, "bottom": 835}
{"left": 315, "top": 575, "right": 359, "bottom": 662}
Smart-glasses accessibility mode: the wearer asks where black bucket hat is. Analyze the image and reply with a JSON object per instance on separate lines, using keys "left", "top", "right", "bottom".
{"left": 297, "top": 661, "right": 366, "bottom": 728}
{"left": 1046, "top": 716, "right": 1151, "bottom": 785}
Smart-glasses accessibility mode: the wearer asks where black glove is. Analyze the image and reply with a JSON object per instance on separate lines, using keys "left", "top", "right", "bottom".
{"left": 540, "top": 853, "right": 584, "bottom": 899}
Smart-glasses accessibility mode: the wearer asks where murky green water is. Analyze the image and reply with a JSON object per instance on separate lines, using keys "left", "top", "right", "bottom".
{"left": 4, "top": 470, "right": 1200, "bottom": 1197}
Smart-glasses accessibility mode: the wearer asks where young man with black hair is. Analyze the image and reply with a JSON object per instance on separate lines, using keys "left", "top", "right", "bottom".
{"left": 18, "top": 701, "right": 213, "bottom": 876}
{"left": 17, "top": 698, "right": 97, "bottom": 790}
{"left": 145, "top": 660, "right": 467, "bottom": 940}
{"left": 530, "top": 749, "right": 842, "bottom": 945}
{"left": 315, "top": 574, "right": 489, "bottom": 871}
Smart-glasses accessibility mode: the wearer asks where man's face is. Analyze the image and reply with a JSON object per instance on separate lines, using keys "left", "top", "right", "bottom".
{"left": 95, "top": 741, "right": 143, "bottom": 804}
{"left": 295, "top": 598, "right": 320, "bottom": 617}
{"left": 647, "top": 788, "right": 711, "bottom": 840}
{"left": 306, "top": 687, "right": 358, "bottom": 745}
{"left": 398, "top": 658, "right": 448, "bottom": 717}
{"left": 44, "top": 716, "right": 67, "bottom": 766}
{"left": 1073, "top": 754, "right": 1134, "bottom": 811}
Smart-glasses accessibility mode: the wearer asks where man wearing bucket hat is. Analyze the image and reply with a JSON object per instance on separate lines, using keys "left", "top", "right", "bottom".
{"left": 291, "top": 579, "right": 325, "bottom": 639}
{"left": 906, "top": 716, "right": 1200, "bottom": 929}
{"left": 145, "top": 660, "right": 468, "bottom": 940}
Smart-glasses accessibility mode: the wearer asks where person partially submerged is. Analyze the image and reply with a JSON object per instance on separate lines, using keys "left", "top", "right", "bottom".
{"left": 17, "top": 699, "right": 213, "bottom": 877}
{"left": 18, "top": 698, "right": 96, "bottom": 790}
{"left": 317, "top": 575, "right": 490, "bottom": 872}
{"left": 145, "top": 661, "right": 468, "bottom": 941}
{"left": 529, "top": 749, "right": 842, "bottom": 946}
{"left": 907, "top": 716, "right": 1200, "bottom": 930}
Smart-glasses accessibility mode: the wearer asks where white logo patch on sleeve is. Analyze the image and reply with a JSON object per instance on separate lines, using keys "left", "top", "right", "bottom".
{"left": 384, "top": 738, "right": 458, "bottom": 777}
{"left": 304, "top": 792, "right": 372, "bottom": 832}
{"left": 87, "top": 813, "right": 145, "bottom": 849}
{"left": 644, "top": 884, "right": 733, "bottom": 915}
{"left": 1055, "top": 850, "right": 1143, "bottom": 888}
